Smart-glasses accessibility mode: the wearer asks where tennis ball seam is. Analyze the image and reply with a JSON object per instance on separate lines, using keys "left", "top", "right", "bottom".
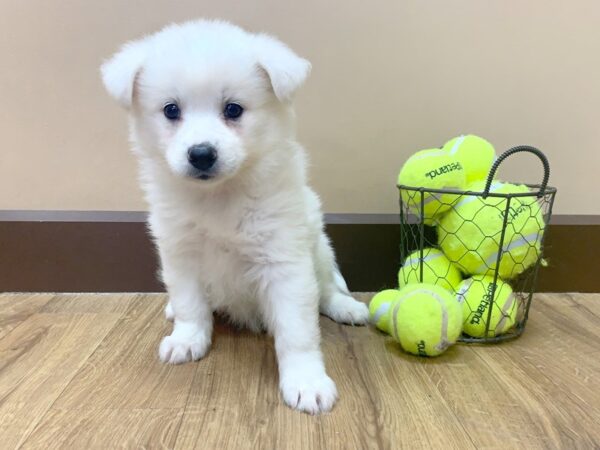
{"left": 408, "top": 149, "right": 447, "bottom": 162}
{"left": 446, "top": 135, "right": 467, "bottom": 156}
{"left": 404, "top": 252, "right": 445, "bottom": 266}
{"left": 420, "top": 188, "right": 461, "bottom": 207}
{"left": 390, "top": 300, "right": 405, "bottom": 352}
{"left": 399, "top": 248, "right": 462, "bottom": 292}
{"left": 429, "top": 291, "right": 450, "bottom": 353}
{"left": 494, "top": 292, "right": 516, "bottom": 334}
{"left": 442, "top": 135, "right": 496, "bottom": 185}
{"left": 370, "top": 302, "right": 392, "bottom": 326}
{"left": 452, "top": 181, "right": 503, "bottom": 209}
{"left": 474, "top": 231, "right": 542, "bottom": 274}
{"left": 456, "top": 277, "right": 474, "bottom": 304}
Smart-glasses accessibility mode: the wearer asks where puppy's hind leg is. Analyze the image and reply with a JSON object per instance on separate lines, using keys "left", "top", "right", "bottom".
{"left": 315, "top": 231, "right": 369, "bottom": 325}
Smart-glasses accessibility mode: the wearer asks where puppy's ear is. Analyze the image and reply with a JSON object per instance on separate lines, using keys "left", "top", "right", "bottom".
{"left": 254, "top": 34, "right": 311, "bottom": 102}
{"left": 101, "top": 39, "right": 150, "bottom": 108}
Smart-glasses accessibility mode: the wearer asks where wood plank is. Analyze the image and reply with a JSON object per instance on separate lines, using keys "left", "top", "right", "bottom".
{"left": 0, "top": 312, "right": 120, "bottom": 449}
{"left": 51, "top": 294, "right": 196, "bottom": 410}
{"left": 520, "top": 294, "right": 600, "bottom": 399}
{"left": 483, "top": 293, "right": 600, "bottom": 447}
{"left": 409, "top": 293, "right": 600, "bottom": 449}
{"left": 472, "top": 348, "right": 600, "bottom": 448}
{"left": 328, "top": 323, "right": 476, "bottom": 450}
{"left": 0, "top": 293, "right": 598, "bottom": 449}
{"left": 569, "top": 293, "right": 600, "bottom": 316}
{"left": 0, "top": 294, "right": 53, "bottom": 339}
{"left": 538, "top": 293, "right": 600, "bottom": 340}
{"left": 173, "top": 322, "right": 282, "bottom": 450}
{"left": 174, "top": 294, "right": 476, "bottom": 450}
{"left": 40, "top": 292, "right": 140, "bottom": 314}
{"left": 412, "top": 344, "right": 562, "bottom": 448}
{"left": 21, "top": 408, "right": 183, "bottom": 450}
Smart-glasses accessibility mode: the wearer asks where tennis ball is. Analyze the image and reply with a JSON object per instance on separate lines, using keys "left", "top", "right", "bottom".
{"left": 443, "top": 135, "right": 496, "bottom": 184}
{"left": 397, "top": 148, "right": 466, "bottom": 224}
{"left": 398, "top": 248, "right": 462, "bottom": 292}
{"left": 369, "top": 290, "right": 400, "bottom": 333}
{"left": 456, "top": 275, "right": 516, "bottom": 337}
{"left": 390, "top": 283, "right": 463, "bottom": 357}
{"left": 438, "top": 181, "right": 545, "bottom": 279}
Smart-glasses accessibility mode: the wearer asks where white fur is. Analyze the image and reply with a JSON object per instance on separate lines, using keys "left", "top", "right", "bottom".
{"left": 101, "top": 19, "right": 368, "bottom": 415}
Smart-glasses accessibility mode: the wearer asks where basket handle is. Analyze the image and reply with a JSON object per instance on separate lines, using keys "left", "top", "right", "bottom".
{"left": 483, "top": 145, "right": 550, "bottom": 198}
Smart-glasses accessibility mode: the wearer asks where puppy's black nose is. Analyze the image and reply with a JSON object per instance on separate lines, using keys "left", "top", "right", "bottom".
{"left": 187, "top": 143, "right": 218, "bottom": 171}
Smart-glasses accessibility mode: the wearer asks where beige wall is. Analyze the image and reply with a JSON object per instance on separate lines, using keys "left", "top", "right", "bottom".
{"left": 1, "top": 1, "right": 598, "bottom": 215}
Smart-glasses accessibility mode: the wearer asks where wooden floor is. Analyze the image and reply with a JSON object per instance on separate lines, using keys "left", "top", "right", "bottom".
{"left": 0, "top": 293, "right": 599, "bottom": 449}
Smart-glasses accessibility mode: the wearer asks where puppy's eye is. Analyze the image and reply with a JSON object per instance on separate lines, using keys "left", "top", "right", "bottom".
{"left": 223, "top": 103, "right": 243, "bottom": 120}
{"left": 163, "top": 103, "right": 181, "bottom": 120}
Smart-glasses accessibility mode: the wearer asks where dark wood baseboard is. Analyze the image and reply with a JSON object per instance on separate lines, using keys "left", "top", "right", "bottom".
{"left": 0, "top": 211, "right": 598, "bottom": 293}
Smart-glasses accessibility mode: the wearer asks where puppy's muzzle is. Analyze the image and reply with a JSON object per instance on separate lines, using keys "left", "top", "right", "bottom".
{"left": 187, "top": 143, "right": 218, "bottom": 178}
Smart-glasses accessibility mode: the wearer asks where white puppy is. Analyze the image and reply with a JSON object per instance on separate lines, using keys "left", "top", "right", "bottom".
{"left": 101, "top": 19, "right": 369, "bottom": 414}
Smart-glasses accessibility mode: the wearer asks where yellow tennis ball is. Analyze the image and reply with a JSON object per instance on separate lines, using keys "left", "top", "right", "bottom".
{"left": 390, "top": 283, "right": 463, "bottom": 357}
{"left": 438, "top": 181, "right": 545, "bottom": 279}
{"left": 443, "top": 135, "right": 496, "bottom": 184}
{"left": 397, "top": 148, "right": 466, "bottom": 224}
{"left": 456, "top": 275, "right": 517, "bottom": 337}
{"left": 398, "top": 248, "right": 462, "bottom": 292}
{"left": 368, "top": 290, "right": 400, "bottom": 333}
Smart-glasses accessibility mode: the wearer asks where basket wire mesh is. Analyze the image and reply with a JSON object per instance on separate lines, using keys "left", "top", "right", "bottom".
{"left": 397, "top": 146, "right": 557, "bottom": 343}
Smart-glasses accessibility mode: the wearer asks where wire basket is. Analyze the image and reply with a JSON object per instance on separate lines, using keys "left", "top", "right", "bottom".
{"left": 397, "top": 146, "right": 557, "bottom": 343}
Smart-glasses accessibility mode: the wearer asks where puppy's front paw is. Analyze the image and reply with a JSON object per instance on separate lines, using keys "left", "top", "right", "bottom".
{"left": 321, "top": 292, "right": 369, "bottom": 325}
{"left": 280, "top": 370, "right": 338, "bottom": 414}
{"left": 159, "top": 324, "right": 211, "bottom": 364}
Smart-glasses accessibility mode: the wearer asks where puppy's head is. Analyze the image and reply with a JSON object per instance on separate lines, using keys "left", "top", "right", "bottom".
{"left": 101, "top": 20, "right": 310, "bottom": 183}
